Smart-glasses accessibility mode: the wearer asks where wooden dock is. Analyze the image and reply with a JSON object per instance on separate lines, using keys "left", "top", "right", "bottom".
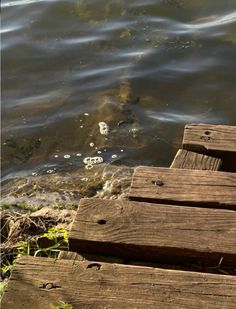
{"left": 2, "top": 123, "right": 236, "bottom": 309}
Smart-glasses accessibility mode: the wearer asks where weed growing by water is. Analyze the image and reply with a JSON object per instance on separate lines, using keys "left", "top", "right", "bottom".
{"left": 0, "top": 226, "right": 69, "bottom": 298}
{"left": 50, "top": 301, "right": 73, "bottom": 309}
{"left": 0, "top": 279, "right": 9, "bottom": 298}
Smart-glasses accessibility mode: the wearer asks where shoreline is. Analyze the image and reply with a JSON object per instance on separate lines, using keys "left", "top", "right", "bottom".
{"left": 0, "top": 164, "right": 133, "bottom": 295}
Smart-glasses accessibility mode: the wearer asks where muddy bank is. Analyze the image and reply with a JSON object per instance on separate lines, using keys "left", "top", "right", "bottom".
{"left": 0, "top": 164, "right": 133, "bottom": 286}
{"left": 1, "top": 164, "right": 133, "bottom": 210}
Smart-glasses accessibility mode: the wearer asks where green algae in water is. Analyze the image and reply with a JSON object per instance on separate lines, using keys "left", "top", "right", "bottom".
{"left": 3, "top": 138, "right": 41, "bottom": 163}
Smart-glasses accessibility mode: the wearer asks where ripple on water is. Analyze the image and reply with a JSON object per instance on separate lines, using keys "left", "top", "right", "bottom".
{"left": 1, "top": 0, "right": 236, "bottom": 183}
{"left": 2, "top": 0, "right": 52, "bottom": 8}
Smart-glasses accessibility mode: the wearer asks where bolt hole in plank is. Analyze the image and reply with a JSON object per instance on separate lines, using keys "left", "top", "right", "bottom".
{"left": 152, "top": 180, "right": 164, "bottom": 186}
{"left": 97, "top": 219, "right": 107, "bottom": 225}
{"left": 201, "top": 135, "right": 211, "bottom": 141}
{"left": 87, "top": 263, "right": 101, "bottom": 270}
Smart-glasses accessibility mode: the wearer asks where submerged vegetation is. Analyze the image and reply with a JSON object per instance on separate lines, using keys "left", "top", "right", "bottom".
{"left": 3, "top": 137, "right": 41, "bottom": 163}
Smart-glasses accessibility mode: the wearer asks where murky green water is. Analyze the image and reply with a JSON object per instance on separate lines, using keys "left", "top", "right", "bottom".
{"left": 2, "top": 0, "right": 236, "bottom": 184}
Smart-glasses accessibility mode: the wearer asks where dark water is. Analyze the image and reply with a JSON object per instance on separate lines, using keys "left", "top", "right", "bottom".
{"left": 2, "top": 0, "right": 236, "bottom": 183}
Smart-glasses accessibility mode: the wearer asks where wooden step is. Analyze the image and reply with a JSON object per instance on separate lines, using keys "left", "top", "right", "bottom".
{"left": 68, "top": 198, "right": 236, "bottom": 267}
{"left": 129, "top": 167, "right": 236, "bottom": 209}
{"left": 183, "top": 124, "right": 236, "bottom": 154}
{"left": 3, "top": 256, "right": 236, "bottom": 309}
{"left": 182, "top": 124, "right": 236, "bottom": 172}
{"left": 170, "top": 149, "right": 222, "bottom": 170}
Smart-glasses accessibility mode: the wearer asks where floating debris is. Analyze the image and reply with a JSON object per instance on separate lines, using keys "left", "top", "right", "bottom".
{"left": 84, "top": 113, "right": 89, "bottom": 116}
{"left": 76, "top": 153, "right": 82, "bottom": 157}
{"left": 120, "top": 149, "right": 124, "bottom": 152}
{"left": 54, "top": 155, "right": 59, "bottom": 158}
{"left": 80, "top": 125, "right": 84, "bottom": 128}
{"left": 129, "top": 128, "right": 139, "bottom": 138}
{"left": 97, "top": 151, "right": 102, "bottom": 154}
{"left": 111, "top": 154, "right": 118, "bottom": 159}
{"left": 89, "top": 142, "right": 95, "bottom": 147}
{"left": 46, "top": 169, "right": 55, "bottom": 174}
{"left": 85, "top": 164, "right": 93, "bottom": 170}
{"left": 83, "top": 156, "right": 103, "bottom": 165}
{"left": 64, "top": 154, "right": 71, "bottom": 159}
{"left": 99, "top": 122, "right": 109, "bottom": 136}
{"left": 83, "top": 156, "right": 103, "bottom": 170}
{"left": 31, "top": 172, "right": 38, "bottom": 176}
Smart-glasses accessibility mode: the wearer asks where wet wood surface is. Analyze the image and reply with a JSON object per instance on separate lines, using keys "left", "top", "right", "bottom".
{"left": 183, "top": 124, "right": 236, "bottom": 154}
{"left": 68, "top": 198, "right": 236, "bottom": 266}
{"left": 3, "top": 256, "right": 236, "bottom": 309}
{"left": 129, "top": 167, "right": 236, "bottom": 209}
{"left": 170, "top": 149, "right": 222, "bottom": 170}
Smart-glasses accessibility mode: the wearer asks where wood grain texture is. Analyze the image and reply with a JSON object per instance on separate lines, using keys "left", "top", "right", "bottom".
{"left": 129, "top": 167, "right": 236, "bottom": 209}
{"left": 183, "top": 124, "right": 236, "bottom": 153}
{"left": 3, "top": 256, "right": 236, "bottom": 309}
{"left": 68, "top": 198, "right": 236, "bottom": 266}
{"left": 170, "top": 149, "right": 222, "bottom": 170}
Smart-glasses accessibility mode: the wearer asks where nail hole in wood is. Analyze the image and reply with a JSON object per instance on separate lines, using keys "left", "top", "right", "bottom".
{"left": 204, "top": 131, "right": 211, "bottom": 135}
{"left": 200, "top": 136, "right": 211, "bottom": 141}
{"left": 87, "top": 263, "right": 101, "bottom": 270}
{"left": 152, "top": 180, "right": 164, "bottom": 186}
{"left": 97, "top": 219, "right": 107, "bottom": 225}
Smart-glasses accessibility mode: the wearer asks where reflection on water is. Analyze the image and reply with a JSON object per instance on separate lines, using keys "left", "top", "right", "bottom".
{"left": 2, "top": 0, "right": 236, "bottom": 183}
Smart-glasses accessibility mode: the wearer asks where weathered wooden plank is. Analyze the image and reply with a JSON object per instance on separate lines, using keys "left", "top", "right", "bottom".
{"left": 129, "top": 167, "right": 236, "bottom": 209}
{"left": 68, "top": 198, "right": 236, "bottom": 266}
{"left": 183, "top": 124, "right": 236, "bottom": 153}
{"left": 170, "top": 149, "right": 222, "bottom": 170}
{"left": 3, "top": 256, "right": 236, "bottom": 309}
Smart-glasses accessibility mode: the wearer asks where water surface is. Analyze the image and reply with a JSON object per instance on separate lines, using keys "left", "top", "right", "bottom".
{"left": 2, "top": 0, "right": 236, "bottom": 183}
